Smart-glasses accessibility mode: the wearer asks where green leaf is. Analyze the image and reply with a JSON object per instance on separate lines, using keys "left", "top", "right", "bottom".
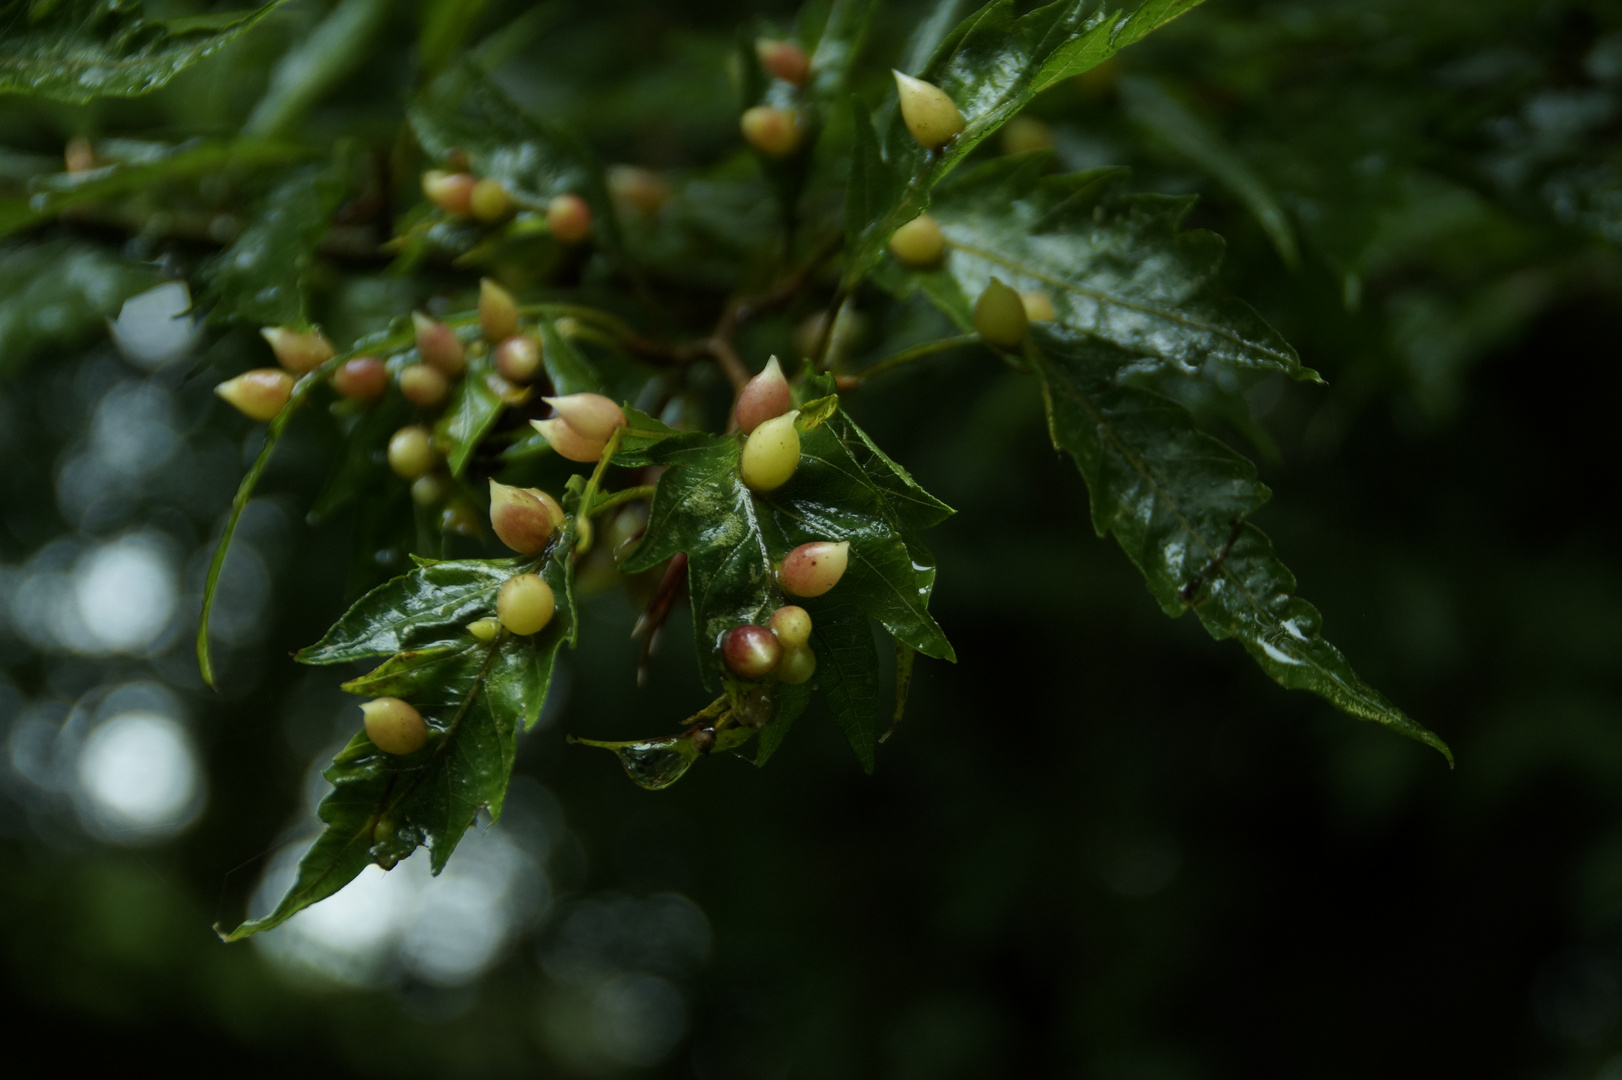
{"left": 901, "top": 159, "right": 1318, "bottom": 380}
{"left": 755, "top": 681, "right": 813, "bottom": 766}
{"left": 1119, "top": 76, "right": 1300, "bottom": 270}
{"left": 806, "top": 0, "right": 876, "bottom": 106}
{"left": 0, "top": 1, "right": 285, "bottom": 103}
{"left": 1028, "top": 327, "right": 1451, "bottom": 763}
{"left": 434, "top": 356, "right": 515, "bottom": 478}
{"left": 533, "top": 316, "right": 601, "bottom": 396}
{"left": 307, "top": 397, "right": 413, "bottom": 524}
{"left": 1, "top": 140, "right": 308, "bottom": 240}
{"left": 0, "top": 240, "right": 161, "bottom": 379}
{"left": 203, "top": 154, "right": 351, "bottom": 326}
{"left": 243, "top": 0, "right": 391, "bottom": 138}
{"left": 843, "top": 0, "right": 1209, "bottom": 284}
{"left": 220, "top": 538, "right": 575, "bottom": 940}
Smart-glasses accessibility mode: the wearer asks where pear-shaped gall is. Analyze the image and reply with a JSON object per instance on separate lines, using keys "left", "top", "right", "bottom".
{"left": 740, "top": 106, "right": 806, "bottom": 158}
{"left": 893, "top": 70, "right": 965, "bottom": 150}
{"left": 769, "top": 605, "right": 812, "bottom": 650}
{"left": 470, "top": 178, "right": 514, "bottom": 223}
{"left": 974, "top": 277, "right": 1028, "bottom": 348}
{"left": 399, "top": 363, "right": 450, "bottom": 407}
{"left": 1020, "top": 290, "right": 1056, "bottom": 323}
{"left": 543, "top": 393, "right": 626, "bottom": 443}
{"left": 479, "top": 279, "right": 519, "bottom": 342}
{"left": 489, "top": 479, "right": 556, "bottom": 555}
{"left": 498, "top": 573, "right": 555, "bottom": 636}
{"left": 889, "top": 214, "right": 946, "bottom": 268}
{"left": 775, "top": 645, "right": 816, "bottom": 685}
{"left": 215, "top": 369, "right": 293, "bottom": 422}
{"left": 411, "top": 473, "right": 448, "bottom": 508}
{"left": 261, "top": 326, "right": 335, "bottom": 374}
{"left": 530, "top": 418, "right": 606, "bottom": 463}
{"left": 412, "top": 312, "right": 466, "bottom": 376}
{"left": 740, "top": 410, "right": 801, "bottom": 492}
{"left": 736, "top": 356, "right": 792, "bottom": 434}
{"left": 780, "top": 540, "right": 850, "bottom": 597}
{"left": 494, "top": 335, "right": 542, "bottom": 382}
{"left": 387, "top": 425, "right": 438, "bottom": 480}
{"left": 467, "top": 618, "right": 501, "bottom": 641}
{"left": 361, "top": 697, "right": 427, "bottom": 755}
{"left": 422, "top": 170, "right": 476, "bottom": 217}
{"left": 546, "top": 194, "right": 592, "bottom": 244}
{"left": 756, "top": 38, "right": 810, "bottom": 85}
{"left": 332, "top": 356, "right": 387, "bottom": 401}
{"left": 723, "top": 624, "right": 782, "bottom": 680}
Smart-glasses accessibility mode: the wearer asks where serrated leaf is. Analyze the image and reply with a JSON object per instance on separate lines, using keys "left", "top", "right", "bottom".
{"left": 1028, "top": 327, "right": 1451, "bottom": 762}
{"left": 435, "top": 358, "right": 516, "bottom": 478}
{"left": 912, "top": 159, "right": 1316, "bottom": 379}
{"left": 0, "top": 1, "right": 285, "bottom": 103}
{"left": 755, "top": 680, "right": 813, "bottom": 767}
{"left": 220, "top": 537, "right": 575, "bottom": 939}
{"left": 204, "top": 154, "right": 351, "bottom": 326}
{"left": 533, "top": 317, "right": 600, "bottom": 396}
{"left": 300, "top": 558, "right": 515, "bottom": 664}
{"left": 307, "top": 397, "right": 412, "bottom": 524}
{"left": 844, "top": 0, "right": 1209, "bottom": 284}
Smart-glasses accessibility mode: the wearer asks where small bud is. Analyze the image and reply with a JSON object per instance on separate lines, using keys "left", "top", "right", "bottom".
{"left": 769, "top": 605, "right": 812, "bottom": 650}
{"left": 1020, "top": 290, "right": 1056, "bottom": 323}
{"left": 412, "top": 312, "right": 466, "bottom": 376}
{"left": 893, "top": 70, "right": 965, "bottom": 151}
{"left": 543, "top": 393, "right": 626, "bottom": 444}
{"left": 467, "top": 618, "right": 501, "bottom": 641}
{"left": 530, "top": 417, "right": 606, "bottom": 463}
{"left": 469, "top": 178, "right": 514, "bottom": 223}
{"left": 888, "top": 214, "right": 946, "bottom": 268}
{"left": 494, "top": 335, "right": 542, "bottom": 383}
{"left": 756, "top": 38, "right": 810, "bottom": 85}
{"left": 361, "top": 697, "right": 427, "bottom": 755}
{"left": 722, "top": 624, "right": 782, "bottom": 680}
{"left": 260, "top": 326, "right": 335, "bottom": 374}
{"left": 422, "top": 170, "right": 476, "bottom": 217}
{"left": 411, "top": 473, "right": 449, "bottom": 508}
{"left": 331, "top": 356, "right": 387, "bottom": 401}
{"left": 64, "top": 135, "right": 94, "bottom": 174}
{"left": 399, "top": 363, "right": 450, "bottom": 407}
{"left": 546, "top": 194, "right": 592, "bottom": 245}
{"left": 974, "top": 277, "right": 1028, "bottom": 348}
{"left": 775, "top": 645, "right": 816, "bottom": 685}
{"left": 498, "top": 573, "right": 556, "bottom": 636}
{"left": 479, "top": 279, "right": 519, "bottom": 342}
{"left": 607, "top": 165, "right": 670, "bottom": 216}
{"left": 740, "top": 409, "right": 801, "bottom": 492}
{"left": 736, "top": 356, "right": 792, "bottom": 434}
{"left": 215, "top": 369, "right": 293, "bottom": 422}
{"left": 740, "top": 106, "right": 806, "bottom": 158}
{"left": 489, "top": 479, "right": 557, "bottom": 555}
{"left": 780, "top": 540, "right": 850, "bottom": 598}
{"left": 441, "top": 499, "right": 482, "bottom": 537}
{"left": 1002, "top": 116, "right": 1054, "bottom": 156}
{"left": 387, "top": 425, "right": 438, "bottom": 480}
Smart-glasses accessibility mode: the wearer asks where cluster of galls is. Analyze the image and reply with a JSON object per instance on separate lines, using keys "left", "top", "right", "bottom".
{"left": 887, "top": 219, "right": 1055, "bottom": 353}
{"left": 421, "top": 168, "right": 593, "bottom": 246}
{"left": 739, "top": 38, "right": 813, "bottom": 158}
{"left": 714, "top": 358, "right": 855, "bottom": 685}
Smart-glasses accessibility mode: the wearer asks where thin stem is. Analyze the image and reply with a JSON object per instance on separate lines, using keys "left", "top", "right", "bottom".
{"left": 587, "top": 484, "right": 657, "bottom": 519}
{"left": 574, "top": 426, "right": 626, "bottom": 554}
{"left": 681, "top": 696, "right": 729, "bottom": 729}
{"left": 839, "top": 333, "right": 978, "bottom": 388}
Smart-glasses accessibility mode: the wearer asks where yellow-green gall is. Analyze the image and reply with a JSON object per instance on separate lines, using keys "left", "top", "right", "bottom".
{"left": 546, "top": 194, "right": 592, "bottom": 245}
{"left": 893, "top": 70, "right": 964, "bottom": 150}
{"left": 769, "top": 605, "right": 812, "bottom": 650}
{"left": 889, "top": 214, "right": 946, "bottom": 268}
{"left": 1020, "top": 290, "right": 1056, "bottom": 323}
{"left": 775, "top": 645, "right": 816, "bottom": 685}
{"left": 469, "top": 178, "right": 514, "bottom": 223}
{"left": 740, "top": 106, "right": 806, "bottom": 158}
{"left": 215, "top": 369, "right": 293, "bottom": 422}
{"left": 498, "top": 573, "right": 556, "bottom": 636}
{"left": 740, "top": 409, "right": 801, "bottom": 492}
{"left": 467, "top": 618, "right": 501, "bottom": 641}
{"left": 974, "top": 277, "right": 1028, "bottom": 348}
{"left": 387, "top": 425, "right": 438, "bottom": 480}
{"left": 422, "top": 170, "right": 476, "bottom": 217}
{"left": 399, "top": 363, "right": 450, "bottom": 407}
{"left": 361, "top": 697, "right": 427, "bottom": 755}
{"left": 479, "top": 278, "right": 519, "bottom": 342}
{"left": 260, "top": 326, "right": 335, "bottom": 374}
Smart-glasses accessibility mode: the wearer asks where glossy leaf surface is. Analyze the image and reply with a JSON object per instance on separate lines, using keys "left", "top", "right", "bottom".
{"left": 1029, "top": 327, "right": 1450, "bottom": 761}
{"left": 0, "top": 2, "right": 284, "bottom": 103}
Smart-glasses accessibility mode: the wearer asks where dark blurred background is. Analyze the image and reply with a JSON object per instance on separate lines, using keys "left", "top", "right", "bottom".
{"left": 2, "top": 0, "right": 1620, "bottom": 1076}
